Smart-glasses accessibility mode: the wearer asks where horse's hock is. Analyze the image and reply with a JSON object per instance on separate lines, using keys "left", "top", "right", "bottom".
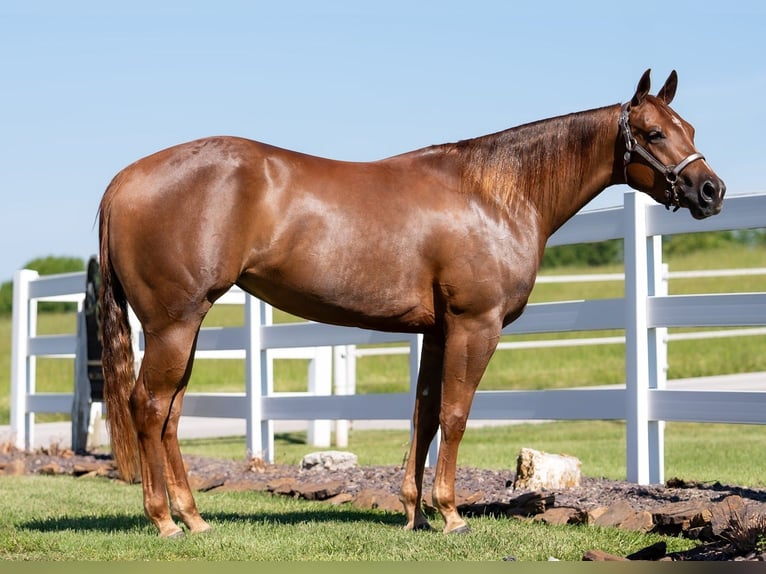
{"left": 513, "top": 447, "right": 582, "bottom": 491}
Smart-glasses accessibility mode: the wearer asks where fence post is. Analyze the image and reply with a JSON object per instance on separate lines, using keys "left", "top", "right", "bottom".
{"left": 245, "top": 296, "right": 272, "bottom": 461}
{"left": 71, "top": 310, "right": 90, "bottom": 452}
{"left": 624, "top": 191, "right": 665, "bottom": 484}
{"left": 307, "top": 347, "right": 333, "bottom": 447}
{"left": 333, "top": 345, "right": 356, "bottom": 448}
{"left": 11, "top": 270, "right": 39, "bottom": 450}
{"left": 11, "top": 269, "right": 38, "bottom": 449}
{"left": 647, "top": 261, "right": 668, "bottom": 484}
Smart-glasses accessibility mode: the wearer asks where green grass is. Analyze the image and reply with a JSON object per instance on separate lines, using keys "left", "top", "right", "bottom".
{"left": 9, "top": 418, "right": 761, "bottom": 561}
{"left": 3, "top": 418, "right": 764, "bottom": 560}
{"left": 0, "top": 474, "right": 697, "bottom": 561}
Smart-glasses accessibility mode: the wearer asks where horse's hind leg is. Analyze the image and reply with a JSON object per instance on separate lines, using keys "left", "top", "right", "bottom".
{"left": 400, "top": 334, "right": 443, "bottom": 531}
{"left": 160, "top": 382, "right": 211, "bottom": 535}
{"left": 131, "top": 320, "right": 210, "bottom": 537}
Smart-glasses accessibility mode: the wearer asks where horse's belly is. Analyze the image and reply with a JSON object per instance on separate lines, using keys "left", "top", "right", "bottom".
{"left": 236, "top": 270, "right": 436, "bottom": 332}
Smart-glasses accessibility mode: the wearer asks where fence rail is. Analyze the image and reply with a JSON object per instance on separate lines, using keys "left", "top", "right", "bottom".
{"left": 10, "top": 190, "right": 766, "bottom": 485}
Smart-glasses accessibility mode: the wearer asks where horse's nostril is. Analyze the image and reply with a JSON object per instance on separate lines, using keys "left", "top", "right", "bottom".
{"left": 700, "top": 180, "right": 717, "bottom": 204}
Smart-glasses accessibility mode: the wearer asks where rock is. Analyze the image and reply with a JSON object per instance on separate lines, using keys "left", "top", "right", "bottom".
{"left": 267, "top": 477, "right": 298, "bottom": 496}
{"left": 593, "top": 500, "right": 637, "bottom": 527}
{"left": 326, "top": 492, "right": 354, "bottom": 505}
{"left": 619, "top": 509, "right": 655, "bottom": 533}
{"left": 301, "top": 451, "right": 358, "bottom": 471}
{"left": 373, "top": 493, "right": 403, "bottom": 513}
{"left": 188, "top": 473, "right": 226, "bottom": 492}
{"left": 593, "top": 500, "right": 653, "bottom": 532}
{"left": 653, "top": 500, "right": 713, "bottom": 534}
{"left": 352, "top": 488, "right": 402, "bottom": 513}
{"left": 353, "top": 489, "right": 379, "bottom": 510}
{"left": 534, "top": 506, "right": 585, "bottom": 526}
{"left": 38, "top": 462, "right": 63, "bottom": 475}
{"left": 710, "top": 495, "right": 746, "bottom": 537}
{"left": 582, "top": 549, "right": 629, "bottom": 561}
{"left": 513, "top": 447, "right": 581, "bottom": 491}
{"left": 2, "top": 458, "right": 27, "bottom": 475}
{"left": 587, "top": 506, "right": 608, "bottom": 524}
{"left": 294, "top": 480, "right": 345, "bottom": 501}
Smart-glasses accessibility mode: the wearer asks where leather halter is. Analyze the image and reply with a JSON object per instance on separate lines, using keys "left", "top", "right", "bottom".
{"left": 619, "top": 102, "right": 705, "bottom": 211}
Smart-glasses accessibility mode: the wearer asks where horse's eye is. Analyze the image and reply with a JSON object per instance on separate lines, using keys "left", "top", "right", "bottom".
{"left": 648, "top": 130, "right": 664, "bottom": 142}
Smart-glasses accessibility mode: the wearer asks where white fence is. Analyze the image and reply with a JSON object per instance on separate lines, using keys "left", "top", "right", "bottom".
{"left": 10, "top": 190, "right": 766, "bottom": 485}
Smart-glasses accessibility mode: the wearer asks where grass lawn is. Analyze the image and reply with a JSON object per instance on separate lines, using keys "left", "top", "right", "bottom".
{"left": 0, "top": 473, "right": 699, "bottom": 561}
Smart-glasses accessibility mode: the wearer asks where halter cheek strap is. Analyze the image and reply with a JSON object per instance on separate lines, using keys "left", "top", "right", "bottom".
{"left": 618, "top": 103, "right": 705, "bottom": 211}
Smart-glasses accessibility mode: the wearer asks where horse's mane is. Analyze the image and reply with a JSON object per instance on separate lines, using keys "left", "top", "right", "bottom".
{"left": 446, "top": 104, "right": 619, "bottom": 217}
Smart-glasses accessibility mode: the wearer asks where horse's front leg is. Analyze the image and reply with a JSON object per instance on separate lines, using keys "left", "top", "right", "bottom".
{"left": 400, "top": 334, "right": 444, "bottom": 531}
{"left": 432, "top": 314, "right": 501, "bottom": 534}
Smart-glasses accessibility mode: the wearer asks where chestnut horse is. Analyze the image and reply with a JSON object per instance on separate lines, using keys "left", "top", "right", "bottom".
{"left": 98, "top": 69, "right": 724, "bottom": 537}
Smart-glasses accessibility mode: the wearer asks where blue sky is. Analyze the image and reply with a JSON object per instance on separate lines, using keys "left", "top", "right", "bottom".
{"left": 1, "top": 1, "right": 764, "bottom": 282}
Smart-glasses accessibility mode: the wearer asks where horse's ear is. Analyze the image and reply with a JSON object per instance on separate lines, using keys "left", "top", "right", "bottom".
{"left": 631, "top": 69, "right": 652, "bottom": 106}
{"left": 656, "top": 70, "right": 678, "bottom": 105}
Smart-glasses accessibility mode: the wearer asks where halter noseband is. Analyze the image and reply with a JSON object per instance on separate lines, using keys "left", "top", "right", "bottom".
{"left": 618, "top": 102, "right": 705, "bottom": 212}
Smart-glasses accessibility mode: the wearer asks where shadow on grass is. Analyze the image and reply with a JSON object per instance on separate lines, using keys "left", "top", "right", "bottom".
{"left": 20, "top": 506, "right": 405, "bottom": 534}
{"left": 274, "top": 432, "right": 309, "bottom": 445}
{"left": 20, "top": 513, "right": 149, "bottom": 534}
{"left": 207, "top": 507, "right": 406, "bottom": 528}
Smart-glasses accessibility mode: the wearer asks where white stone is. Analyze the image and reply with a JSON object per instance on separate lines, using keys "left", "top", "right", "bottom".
{"left": 300, "top": 450, "right": 358, "bottom": 471}
{"left": 513, "top": 447, "right": 582, "bottom": 490}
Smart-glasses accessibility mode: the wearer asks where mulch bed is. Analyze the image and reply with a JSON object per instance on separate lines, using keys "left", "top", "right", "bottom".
{"left": 3, "top": 443, "right": 766, "bottom": 561}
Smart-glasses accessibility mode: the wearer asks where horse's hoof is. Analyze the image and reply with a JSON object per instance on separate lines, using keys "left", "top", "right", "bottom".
{"left": 447, "top": 524, "right": 471, "bottom": 535}
{"left": 164, "top": 529, "right": 186, "bottom": 539}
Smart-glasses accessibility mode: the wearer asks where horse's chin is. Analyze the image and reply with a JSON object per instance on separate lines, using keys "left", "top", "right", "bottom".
{"left": 674, "top": 190, "right": 722, "bottom": 220}
{"left": 687, "top": 203, "right": 722, "bottom": 220}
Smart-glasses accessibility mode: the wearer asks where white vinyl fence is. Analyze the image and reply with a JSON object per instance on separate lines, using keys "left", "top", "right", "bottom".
{"left": 10, "top": 190, "right": 766, "bottom": 485}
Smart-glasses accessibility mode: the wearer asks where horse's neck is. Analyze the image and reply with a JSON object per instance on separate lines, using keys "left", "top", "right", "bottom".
{"left": 457, "top": 104, "right": 623, "bottom": 238}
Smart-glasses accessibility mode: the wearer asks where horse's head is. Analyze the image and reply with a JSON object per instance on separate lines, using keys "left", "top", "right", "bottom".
{"left": 620, "top": 69, "right": 725, "bottom": 219}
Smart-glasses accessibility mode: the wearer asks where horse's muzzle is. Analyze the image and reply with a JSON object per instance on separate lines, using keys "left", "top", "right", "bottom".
{"left": 684, "top": 176, "right": 726, "bottom": 219}
{"left": 700, "top": 179, "right": 724, "bottom": 206}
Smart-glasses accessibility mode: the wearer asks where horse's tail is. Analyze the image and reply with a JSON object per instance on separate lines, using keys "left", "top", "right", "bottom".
{"left": 98, "top": 189, "right": 140, "bottom": 482}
